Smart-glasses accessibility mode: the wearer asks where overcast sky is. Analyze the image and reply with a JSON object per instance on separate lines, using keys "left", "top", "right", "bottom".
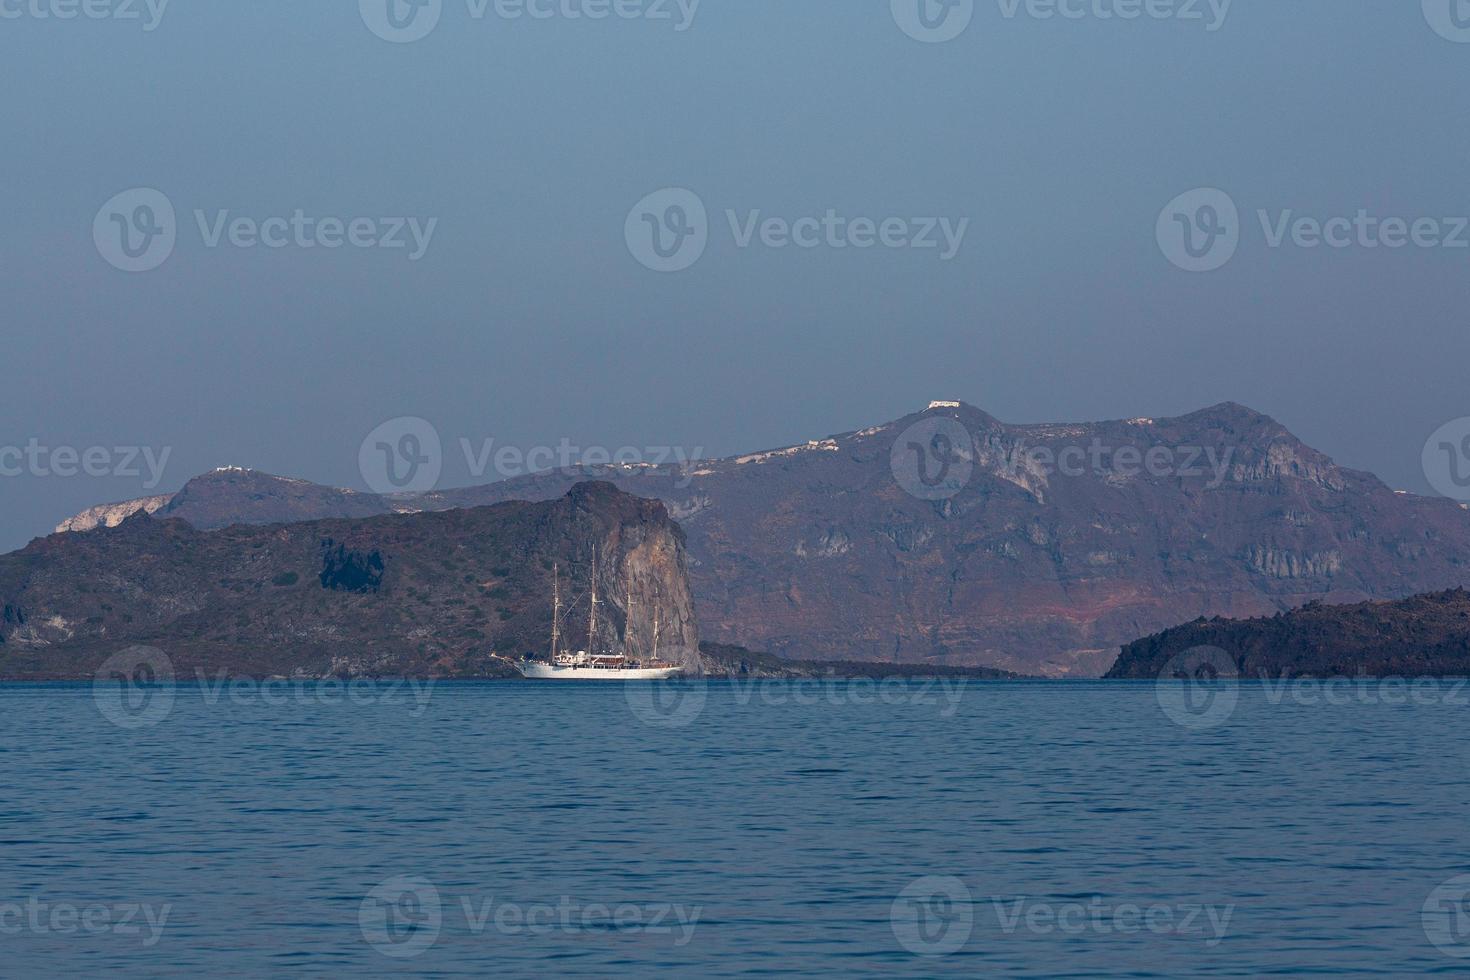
{"left": 4, "top": 1, "right": 1470, "bottom": 551}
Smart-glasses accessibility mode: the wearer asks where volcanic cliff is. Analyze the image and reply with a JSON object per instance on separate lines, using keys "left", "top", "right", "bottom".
{"left": 50, "top": 401, "right": 1470, "bottom": 676}
{"left": 5, "top": 483, "right": 698, "bottom": 679}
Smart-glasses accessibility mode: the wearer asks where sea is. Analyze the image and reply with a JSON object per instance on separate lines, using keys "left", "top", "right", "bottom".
{"left": 3, "top": 676, "right": 1469, "bottom": 977}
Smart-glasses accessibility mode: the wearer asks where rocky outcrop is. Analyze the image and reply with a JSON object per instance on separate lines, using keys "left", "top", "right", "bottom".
{"left": 50, "top": 401, "right": 1470, "bottom": 677}
{"left": 0, "top": 482, "right": 699, "bottom": 680}
{"left": 1105, "top": 590, "right": 1470, "bottom": 678}
{"left": 159, "top": 467, "right": 393, "bottom": 528}
{"left": 55, "top": 494, "right": 172, "bottom": 533}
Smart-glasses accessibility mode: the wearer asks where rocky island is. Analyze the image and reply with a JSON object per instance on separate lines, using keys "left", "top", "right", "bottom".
{"left": 0, "top": 482, "right": 699, "bottom": 680}
{"left": 1105, "top": 589, "right": 1470, "bottom": 678}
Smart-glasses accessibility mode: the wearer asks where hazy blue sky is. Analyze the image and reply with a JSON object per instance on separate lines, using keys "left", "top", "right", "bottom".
{"left": 4, "top": 1, "right": 1470, "bottom": 551}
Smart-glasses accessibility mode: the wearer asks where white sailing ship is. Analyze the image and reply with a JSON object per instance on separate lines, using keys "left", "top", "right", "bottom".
{"left": 518, "top": 556, "right": 684, "bottom": 680}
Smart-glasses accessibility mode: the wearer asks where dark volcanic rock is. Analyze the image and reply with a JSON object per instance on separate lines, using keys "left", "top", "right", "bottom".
{"left": 1105, "top": 590, "right": 1470, "bottom": 678}
{"left": 0, "top": 483, "right": 699, "bottom": 680}
{"left": 425, "top": 402, "right": 1470, "bottom": 676}
{"left": 160, "top": 467, "right": 392, "bottom": 528}
{"left": 51, "top": 401, "right": 1470, "bottom": 677}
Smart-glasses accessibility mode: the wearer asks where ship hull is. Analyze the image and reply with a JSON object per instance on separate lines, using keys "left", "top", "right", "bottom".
{"left": 518, "top": 663, "right": 685, "bottom": 681}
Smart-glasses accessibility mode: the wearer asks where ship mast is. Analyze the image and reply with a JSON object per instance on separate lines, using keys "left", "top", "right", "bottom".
{"left": 653, "top": 603, "right": 661, "bottom": 663}
{"left": 550, "top": 564, "right": 560, "bottom": 660}
{"left": 587, "top": 548, "right": 599, "bottom": 657}
{"left": 626, "top": 584, "right": 635, "bottom": 659}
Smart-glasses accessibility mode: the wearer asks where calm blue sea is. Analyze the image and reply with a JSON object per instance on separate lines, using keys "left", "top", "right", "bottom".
{"left": 3, "top": 678, "right": 1469, "bottom": 977}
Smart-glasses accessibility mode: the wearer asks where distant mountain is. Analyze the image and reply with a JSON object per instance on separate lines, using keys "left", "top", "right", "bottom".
{"left": 54, "top": 467, "right": 392, "bottom": 534}
{"left": 51, "top": 401, "right": 1470, "bottom": 676}
{"left": 1105, "top": 590, "right": 1470, "bottom": 678}
{"left": 6, "top": 483, "right": 698, "bottom": 680}
{"left": 56, "top": 493, "right": 172, "bottom": 533}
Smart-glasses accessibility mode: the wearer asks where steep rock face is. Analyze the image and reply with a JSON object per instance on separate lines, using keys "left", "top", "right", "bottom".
{"left": 51, "top": 402, "right": 1470, "bottom": 677}
{"left": 0, "top": 483, "right": 699, "bottom": 679}
{"left": 55, "top": 494, "right": 172, "bottom": 533}
{"left": 1105, "top": 590, "right": 1470, "bottom": 678}
{"left": 421, "top": 403, "right": 1470, "bottom": 676}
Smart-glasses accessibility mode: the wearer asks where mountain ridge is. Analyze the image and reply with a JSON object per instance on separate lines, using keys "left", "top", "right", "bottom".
{"left": 47, "top": 401, "right": 1470, "bottom": 676}
{"left": 7, "top": 482, "right": 700, "bottom": 680}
